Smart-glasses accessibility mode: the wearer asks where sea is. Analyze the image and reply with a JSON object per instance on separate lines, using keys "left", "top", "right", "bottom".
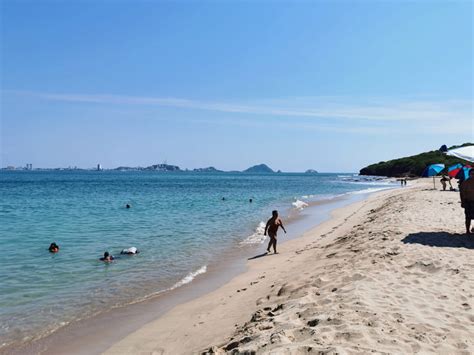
{"left": 0, "top": 171, "right": 397, "bottom": 349}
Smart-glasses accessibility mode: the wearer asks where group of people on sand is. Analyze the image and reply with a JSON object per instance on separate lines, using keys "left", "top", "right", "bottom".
{"left": 460, "top": 169, "right": 474, "bottom": 235}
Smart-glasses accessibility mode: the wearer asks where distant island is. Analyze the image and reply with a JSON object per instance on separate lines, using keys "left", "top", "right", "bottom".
{"left": 2, "top": 162, "right": 323, "bottom": 174}
{"left": 359, "top": 143, "right": 473, "bottom": 177}
{"left": 192, "top": 167, "right": 223, "bottom": 173}
{"left": 243, "top": 164, "right": 274, "bottom": 173}
{"left": 115, "top": 163, "right": 277, "bottom": 173}
{"left": 115, "top": 164, "right": 180, "bottom": 172}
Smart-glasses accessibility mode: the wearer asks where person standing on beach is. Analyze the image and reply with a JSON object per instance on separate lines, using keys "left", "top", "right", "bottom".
{"left": 440, "top": 175, "right": 449, "bottom": 191}
{"left": 460, "top": 169, "right": 474, "bottom": 234}
{"left": 264, "top": 210, "right": 286, "bottom": 254}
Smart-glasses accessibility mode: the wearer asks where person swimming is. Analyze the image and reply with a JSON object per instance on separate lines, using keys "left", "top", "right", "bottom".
{"left": 100, "top": 251, "right": 114, "bottom": 262}
{"left": 48, "top": 242, "right": 59, "bottom": 253}
{"left": 120, "top": 247, "right": 139, "bottom": 255}
{"left": 126, "top": 204, "right": 131, "bottom": 209}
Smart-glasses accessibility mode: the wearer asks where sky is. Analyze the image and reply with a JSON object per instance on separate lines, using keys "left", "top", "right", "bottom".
{"left": 0, "top": 0, "right": 472, "bottom": 172}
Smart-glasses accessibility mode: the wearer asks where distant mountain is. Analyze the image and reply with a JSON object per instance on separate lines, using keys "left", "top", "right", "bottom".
{"left": 243, "top": 164, "right": 274, "bottom": 173}
{"left": 305, "top": 169, "right": 318, "bottom": 174}
{"left": 359, "top": 143, "right": 473, "bottom": 177}
{"left": 146, "top": 164, "right": 181, "bottom": 171}
{"left": 115, "top": 166, "right": 142, "bottom": 171}
{"left": 115, "top": 164, "right": 181, "bottom": 171}
{"left": 193, "top": 166, "right": 223, "bottom": 172}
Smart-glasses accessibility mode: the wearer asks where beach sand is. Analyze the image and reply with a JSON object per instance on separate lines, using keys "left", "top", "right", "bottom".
{"left": 104, "top": 180, "right": 473, "bottom": 354}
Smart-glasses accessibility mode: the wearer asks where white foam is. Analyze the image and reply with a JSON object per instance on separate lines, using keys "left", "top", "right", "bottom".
{"left": 170, "top": 265, "right": 207, "bottom": 290}
{"left": 241, "top": 221, "right": 267, "bottom": 244}
{"left": 292, "top": 199, "right": 309, "bottom": 210}
{"left": 347, "top": 186, "right": 394, "bottom": 195}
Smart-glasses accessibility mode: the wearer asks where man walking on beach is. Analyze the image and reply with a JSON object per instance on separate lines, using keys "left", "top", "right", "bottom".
{"left": 460, "top": 169, "right": 474, "bottom": 234}
{"left": 264, "top": 210, "right": 286, "bottom": 253}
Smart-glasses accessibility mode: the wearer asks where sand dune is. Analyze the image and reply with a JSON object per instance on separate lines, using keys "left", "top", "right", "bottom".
{"left": 105, "top": 181, "right": 473, "bottom": 354}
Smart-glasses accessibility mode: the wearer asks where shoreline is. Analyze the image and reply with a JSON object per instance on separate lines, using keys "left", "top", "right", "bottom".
{"left": 103, "top": 179, "right": 473, "bottom": 354}
{"left": 0, "top": 186, "right": 394, "bottom": 355}
{"left": 102, "top": 188, "right": 403, "bottom": 354}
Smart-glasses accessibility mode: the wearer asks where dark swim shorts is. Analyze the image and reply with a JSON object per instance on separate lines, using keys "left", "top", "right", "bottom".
{"left": 464, "top": 201, "right": 474, "bottom": 219}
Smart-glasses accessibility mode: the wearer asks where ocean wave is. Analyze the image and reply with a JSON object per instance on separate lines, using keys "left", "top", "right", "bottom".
{"left": 347, "top": 186, "right": 394, "bottom": 195}
{"left": 170, "top": 265, "right": 207, "bottom": 290}
{"left": 241, "top": 221, "right": 266, "bottom": 244}
{"left": 339, "top": 175, "right": 394, "bottom": 184}
{"left": 292, "top": 199, "right": 309, "bottom": 210}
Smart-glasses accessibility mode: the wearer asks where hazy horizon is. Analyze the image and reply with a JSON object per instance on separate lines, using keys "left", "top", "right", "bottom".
{"left": 1, "top": 1, "right": 472, "bottom": 172}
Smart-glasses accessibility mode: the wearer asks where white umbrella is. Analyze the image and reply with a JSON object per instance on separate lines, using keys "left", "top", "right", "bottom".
{"left": 446, "top": 146, "right": 474, "bottom": 163}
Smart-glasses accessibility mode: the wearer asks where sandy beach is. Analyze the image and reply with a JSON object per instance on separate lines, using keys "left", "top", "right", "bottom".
{"left": 103, "top": 179, "right": 473, "bottom": 354}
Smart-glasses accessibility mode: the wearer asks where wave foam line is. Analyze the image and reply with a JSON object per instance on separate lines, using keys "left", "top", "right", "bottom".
{"left": 292, "top": 199, "right": 309, "bottom": 210}
{"left": 347, "top": 186, "right": 394, "bottom": 195}
{"left": 241, "top": 221, "right": 266, "bottom": 245}
{"left": 170, "top": 265, "right": 208, "bottom": 290}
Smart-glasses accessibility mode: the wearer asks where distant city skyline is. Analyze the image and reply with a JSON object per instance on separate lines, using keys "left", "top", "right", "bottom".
{"left": 1, "top": 1, "right": 472, "bottom": 172}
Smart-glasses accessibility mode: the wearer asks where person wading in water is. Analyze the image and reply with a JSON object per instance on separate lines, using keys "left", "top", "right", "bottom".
{"left": 264, "top": 210, "right": 286, "bottom": 254}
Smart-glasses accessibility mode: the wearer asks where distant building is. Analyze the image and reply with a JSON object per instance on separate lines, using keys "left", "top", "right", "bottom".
{"left": 97, "top": 164, "right": 102, "bottom": 171}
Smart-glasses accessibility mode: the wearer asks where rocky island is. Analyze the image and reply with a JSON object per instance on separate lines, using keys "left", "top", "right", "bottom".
{"left": 243, "top": 164, "right": 275, "bottom": 173}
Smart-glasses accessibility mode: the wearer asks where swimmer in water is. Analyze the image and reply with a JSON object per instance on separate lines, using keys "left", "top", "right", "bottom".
{"left": 48, "top": 242, "right": 59, "bottom": 253}
{"left": 249, "top": 198, "right": 253, "bottom": 203}
{"left": 100, "top": 251, "right": 114, "bottom": 262}
{"left": 126, "top": 204, "right": 131, "bottom": 209}
{"left": 264, "top": 210, "right": 286, "bottom": 254}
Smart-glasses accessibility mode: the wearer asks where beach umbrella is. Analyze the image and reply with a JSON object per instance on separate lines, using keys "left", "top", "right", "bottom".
{"left": 456, "top": 165, "right": 472, "bottom": 182}
{"left": 422, "top": 163, "right": 445, "bottom": 189}
{"left": 447, "top": 163, "right": 463, "bottom": 178}
{"left": 446, "top": 146, "right": 474, "bottom": 163}
{"left": 422, "top": 164, "right": 445, "bottom": 177}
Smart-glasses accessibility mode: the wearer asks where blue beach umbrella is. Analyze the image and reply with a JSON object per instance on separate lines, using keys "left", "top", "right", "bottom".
{"left": 456, "top": 165, "right": 472, "bottom": 182}
{"left": 421, "top": 164, "right": 445, "bottom": 177}
{"left": 421, "top": 163, "right": 445, "bottom": 189}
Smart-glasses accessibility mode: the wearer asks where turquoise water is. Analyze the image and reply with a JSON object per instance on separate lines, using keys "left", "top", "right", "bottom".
{"left": 0, "top": 171, "right": 395, "bottom": 347}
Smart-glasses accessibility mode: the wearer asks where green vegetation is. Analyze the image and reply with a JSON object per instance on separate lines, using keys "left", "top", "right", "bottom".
{"left": 359, "top": 143, "right": 473, "bottom": 177}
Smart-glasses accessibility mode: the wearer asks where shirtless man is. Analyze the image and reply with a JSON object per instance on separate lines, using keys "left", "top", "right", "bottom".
{"left": 264, "top": 210, "right": 286, "bottom": 254}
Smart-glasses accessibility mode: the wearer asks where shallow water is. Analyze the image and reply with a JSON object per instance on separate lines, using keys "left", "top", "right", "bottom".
{"left": 0, "top": 171, "right": 395, "bottom": 347}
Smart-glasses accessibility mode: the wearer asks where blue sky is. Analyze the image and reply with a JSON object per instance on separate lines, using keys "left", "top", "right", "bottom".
{"left": 1, "top": 1, "right": 472, "bottom": 172}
